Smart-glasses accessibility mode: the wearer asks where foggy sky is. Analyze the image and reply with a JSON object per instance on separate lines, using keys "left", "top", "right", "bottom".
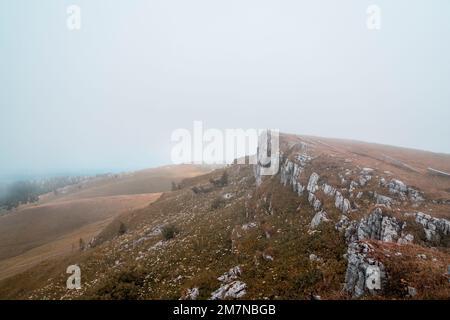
{"left": 1, "top": 0, "right": 449, "bottom": 177}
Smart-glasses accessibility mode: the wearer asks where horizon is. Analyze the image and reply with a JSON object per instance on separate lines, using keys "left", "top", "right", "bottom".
{"left": 2, "top": 130, "right": 450, "bottom": 183}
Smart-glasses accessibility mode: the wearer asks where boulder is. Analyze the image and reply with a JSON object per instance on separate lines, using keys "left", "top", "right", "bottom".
{"left": 310, "top": 211, "right": 330, "bottom": 229}
{"left": 344, "top": 242, "right": 386, "bottom": 298}
{"left": 323, "top": 184, "right": 337, "bottom": 197}
{"left": 375, "top": 193, "right": 393, "bottom": 207}
{"left": 210, "top": 281, "right": 247, "bottom": 300}
{"left": 217, "top": 266, "right": 242, "bottom": 283}
{"left": 308, "top": 192, "right": 322, "bottom": 211}
{"left": 414, "top": 212, "right": 450, "bottom": 242}
{"left": 307, "top": 173, "right": 320, "bottom": 193}
{"left": 335, "top": 191, "right": 351, "bottom": 214}
{"left": 180, "top": 287, "right": 199, "bottom": 300}
{"left": 356, "top": 208, "right": 404, "bottom": 243}
{"left": 338, "top": 208, "right": 411, "bottom": 244}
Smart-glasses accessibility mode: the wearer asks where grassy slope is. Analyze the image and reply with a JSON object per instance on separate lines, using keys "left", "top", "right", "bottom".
{"left": 0, "top": 165, "right": 212, "bottom": 282}
{"left": 0, "top": 137, "right": 449, "bottom": 299}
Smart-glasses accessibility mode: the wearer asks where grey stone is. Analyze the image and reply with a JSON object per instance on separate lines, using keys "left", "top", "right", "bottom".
{"left": 180, "top": 287, "right": 200, "bottom": 300}
{"left": 218, "top": 266, "right": 242, "bottom": 283}
{"left": 344, "top": 242, "right": 386, "bottom": 298}
{"left": 414, "top": 212, "right": 450, "bottom": 242}
{"left": 310, "top": 210, "right": 329, "bottom": 229}
{"left": 210, "top": 281, "right": 247, "bottom": 300}
{"left": 407, "top": 286, "right": 417, "bottom": 297}
{"left": 307, "top": 172, "right": 320, "bottom": 193}
{"left": 335, "top": 191, "right": 351, "bottom": 214}
{"left": 375, "top": 193, "right": 393, "bottom": 207}
{"left": 323, "top": 184, "right": 337, "bottom": 197}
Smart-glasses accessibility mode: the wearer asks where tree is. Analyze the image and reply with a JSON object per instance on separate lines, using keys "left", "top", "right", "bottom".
{"left": 219, "top": 171, "right": 228, "bottom": 186}
{"left": 118, "top": 222, "right": 127, "bottom": 236}
{"left": 161, "top": 224, "right": 179, "bottom": 240}
{"left": 209, "top": 171, "right": 229, "bottom": 187}
{"left": 79, "top": 238, "right": 85, "bottom": 251}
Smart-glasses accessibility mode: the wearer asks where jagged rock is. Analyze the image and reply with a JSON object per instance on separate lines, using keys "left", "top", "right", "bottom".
{"left": 217, "top": 266, "right": 242, "bottom": 283}
{"left": 279, "top": 155, "right": 310, "bottom": 195}
{"left": 323, "top": 184, "right": 336, "bottom": 197}
{"left": 359, "top": 175, "right": 371, "bottom": 187}
{"left": 349, "top": 181, "right": 359, "bottom": 193}
{"left": 280, "top": 160, "right": 295, "bottom": 186}
{"left": 386, "top": 179, "right": 424, "bottom": 203}
{"left": 296, "top": 152, "right": 312, "bottom": 164}
{"left": 407, "top": 187, "right": 424, "bottom": 203}
{"left": 307, "top": 173, "right": 320, "bottom": 193}
{"left": 397, "top": 233, "right": 414, "bottom": 245}
{"left": 180, "top": 287, "right": 199, "bottom": 300}
{"left": 295, "top": 183, "right": 305, "bottom": 196}
{"left": 413, "top": 212, "right": 450, "bottom": 242}
{"left": 375, "top": 193, "right": 393, "bottom": 207}
{"left": 310, "top": 210, "right": 329, "bottom": 229}
{"left": 313, "top": 199, "right": 322, "bottom": 212}
{"left": 262, "top": 253, "right": 274, "bottom": 261}
{"left": 335, "top": 191, "right": 344, "bottom": 210}
{"left": 335, "top": 215, "right": 350, "bottom": 233}
{"left": 241, "top": 222, "right": 257, "bottom": 230}
{"left": 308, "top": 192, "right": 314, "bottom": 203}
{"left": 388, "top": 179, "right": 407, "bottom": 194}
{"left": 359, "top": 168, "right": 374, "bottom": 187}
{"left": 338, "top": 208, "right": 411, "bottom": 244}
{"left": 309, "top": 253, "right": 323, "bottom": 262}
{"left": 407, "top": 286, "right": 417, "bottom": 297}
{"left": 344, "top": 242, "right": 386, "bottom": 298}
{"left": 210, "top": 281, "right": 247, "bottom": 300}
{"left": 356, "top": 208, "right": 404, "bottom": 243}
{"left": 211, "top": 266, "right": 246, "bottom": 300}
{"left": 339, "top": 210, "right": 395, "bottom": 298}
{"left": 380, "top": 218, "right": 402, "bottom": 242}
{"left": 343, "top": 198, "right": 351, "bottom": 213}
{"left": 335, "top": 191, "right": 351, "bottom": 214}
{"left": 147, "top": 226, "right": 163, "bottom": 236}
{"left": 308, "top": 192, "right": 322, "bottom": 211}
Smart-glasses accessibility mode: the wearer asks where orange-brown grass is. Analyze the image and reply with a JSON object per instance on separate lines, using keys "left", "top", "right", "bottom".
{"left": 368, "top": 241, "right": 450, "bottom": 299}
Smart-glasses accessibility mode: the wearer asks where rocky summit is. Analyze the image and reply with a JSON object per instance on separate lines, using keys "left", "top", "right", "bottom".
{"left": 1, "top": 133, "right": 449, "bottom": 300}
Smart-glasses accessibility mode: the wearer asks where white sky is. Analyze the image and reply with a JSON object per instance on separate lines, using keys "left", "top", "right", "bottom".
{"left": 1, "top": 0, "right": 449, "bottom": 176}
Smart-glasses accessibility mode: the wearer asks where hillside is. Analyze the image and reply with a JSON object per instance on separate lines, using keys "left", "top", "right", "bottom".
{"left": 0, "top": 135, "right": 449, "bottom": 300}
{"left": 0, "top": 164, "right": 212, "bottom": 281}
{"left": 36, "top": 164, "right": 214, "bottom": 203}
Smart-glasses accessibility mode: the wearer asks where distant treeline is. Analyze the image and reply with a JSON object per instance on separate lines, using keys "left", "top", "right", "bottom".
{"left": 0, "top": 176, "right": 88, "bottom": 211}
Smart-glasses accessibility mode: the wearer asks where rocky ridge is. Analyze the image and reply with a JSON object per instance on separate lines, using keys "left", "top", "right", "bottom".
{"left": 257, "top": 138, "right": 450, "bottom": 298}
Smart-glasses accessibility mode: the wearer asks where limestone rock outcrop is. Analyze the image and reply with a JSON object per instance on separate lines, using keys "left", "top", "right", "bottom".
{"left": 310, "top": 211, "right": 330, "bottom": 229}
{"left": 411, "top": 212, "right": 450, "bottom": 242}
{"left": 344, "top": 242, "right": 386, "bottom": 298}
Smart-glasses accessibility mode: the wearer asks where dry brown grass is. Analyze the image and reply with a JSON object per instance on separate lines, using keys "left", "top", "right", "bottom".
{"left": 1, "top": 136, "right": 449, "bottom": 300}
{"left": 0, "top": 193, "right": 161, "bottom": 281}
{"left": 0, "top": 165, "right": 212, "bottom": 283}
{"left": 369, "top": 241, "right": 450, "bottom": 299}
